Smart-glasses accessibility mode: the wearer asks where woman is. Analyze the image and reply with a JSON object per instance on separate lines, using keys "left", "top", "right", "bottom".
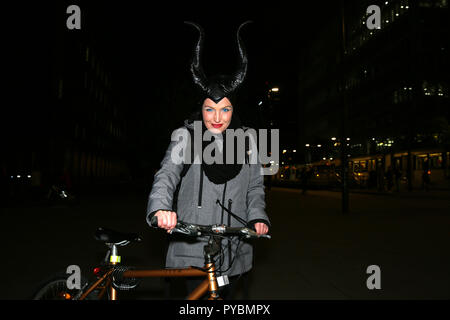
{"left": 146, "top": 21, "right": 270, "bottom": 298}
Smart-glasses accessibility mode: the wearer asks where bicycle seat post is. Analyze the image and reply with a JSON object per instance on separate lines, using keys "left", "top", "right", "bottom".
{"left": 108, "top": 244, "right": 120, "bottom": 300}
{"left": 109, "top": 244, "right": 121, "bottom": 264}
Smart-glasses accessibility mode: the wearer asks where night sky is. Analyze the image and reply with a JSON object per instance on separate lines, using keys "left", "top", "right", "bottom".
{"left": 3, "top": 1, "right": 342, "bottom": 170}
{"left": 4, "top": 1, "right": 448, "bottom": 173}
{"left": 4, "top": 1, "right": 337, "bottom": 125}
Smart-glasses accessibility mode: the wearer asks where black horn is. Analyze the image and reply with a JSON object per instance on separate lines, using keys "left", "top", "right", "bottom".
{"left": 185, "top": 21, "right": 252, "bottom": 104}
{"left": 229, "top": 21, "right": 252, "bottom": 91}
{"left": 184, "top": 21, "right": 208, "bottom": 92}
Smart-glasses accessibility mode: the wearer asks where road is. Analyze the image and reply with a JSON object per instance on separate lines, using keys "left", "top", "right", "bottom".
{"left": 1, "top": 183, "right": 450, "bottom": 300}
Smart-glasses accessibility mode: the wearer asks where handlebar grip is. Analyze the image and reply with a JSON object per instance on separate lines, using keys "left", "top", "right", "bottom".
{"left": 150, "top": 215, "right": 184, "bottom": 230}
{"left": 150, "top": 215, "right": 159, "bottom": 228}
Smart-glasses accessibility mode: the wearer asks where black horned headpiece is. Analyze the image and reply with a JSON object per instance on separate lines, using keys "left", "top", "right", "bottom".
{"left": 184, "top": 21, "right": 252, "bottom": 105}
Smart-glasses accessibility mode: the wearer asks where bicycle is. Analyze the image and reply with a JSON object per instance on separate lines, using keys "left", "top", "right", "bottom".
{"left": 32, "top": 216, "right": 270, "bottom": 300}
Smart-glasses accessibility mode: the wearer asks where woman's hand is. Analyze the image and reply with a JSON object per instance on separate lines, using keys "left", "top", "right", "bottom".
{"left": 154, "top": 210, "right": 177, "bottom": 233}
{"left": 254, "top": 222, "right": 269, "bottom": 235}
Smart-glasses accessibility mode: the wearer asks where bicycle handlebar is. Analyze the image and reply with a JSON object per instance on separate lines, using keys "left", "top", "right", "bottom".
{"left": 150, "top": 216, "right": 271, "bottom": 239}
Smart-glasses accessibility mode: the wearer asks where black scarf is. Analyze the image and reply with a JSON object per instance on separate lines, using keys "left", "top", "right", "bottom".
{"left": 187, "top": 111, "right": 245, "bottom": 185}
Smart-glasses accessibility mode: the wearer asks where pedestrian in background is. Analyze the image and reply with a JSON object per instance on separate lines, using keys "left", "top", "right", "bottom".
{"left": 385, "top": 166, "right": 394, "bottom": 192}
{"left": 377, "top": 163, "right": 385, "bottom": 192}
{"left": 394, "top": 166, "right": 402, "bottom": 192}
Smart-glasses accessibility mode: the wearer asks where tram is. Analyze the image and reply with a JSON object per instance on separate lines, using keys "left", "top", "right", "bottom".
{"left": 272, "top": 149, "right": 450, "bottom": 190}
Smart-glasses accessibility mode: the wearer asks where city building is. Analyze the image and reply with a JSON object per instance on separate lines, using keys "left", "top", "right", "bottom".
{"left": 4, "top": 3, "right": 132, "bottom": 198}
{"left": 295, "top": 0, "right": 449, "bottom": 189}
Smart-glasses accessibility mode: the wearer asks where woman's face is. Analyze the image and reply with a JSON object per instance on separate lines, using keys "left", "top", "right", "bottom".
{"left": 202, "top": 97, "right": 233, "bottom": 134}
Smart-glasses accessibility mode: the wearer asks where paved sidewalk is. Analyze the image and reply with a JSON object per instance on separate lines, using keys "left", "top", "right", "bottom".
{"left": 246, "top": 187, "right": 450, "bottom": 299}
{"left": 1, "top": 184, "right": 449, "bottom": 300}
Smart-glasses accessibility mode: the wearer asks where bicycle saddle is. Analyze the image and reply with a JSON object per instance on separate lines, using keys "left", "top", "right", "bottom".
{"left": 94, "top": 227, "right": 142, "bottom": 245}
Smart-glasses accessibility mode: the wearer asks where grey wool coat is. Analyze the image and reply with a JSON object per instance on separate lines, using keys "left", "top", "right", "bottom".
{"left": 146, "top": 121, "right": 270, "bottom": 276}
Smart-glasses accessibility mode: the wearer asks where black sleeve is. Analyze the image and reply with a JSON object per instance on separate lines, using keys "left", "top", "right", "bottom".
{"left": 247, "top": 219, "right": 271, "bottom": 231}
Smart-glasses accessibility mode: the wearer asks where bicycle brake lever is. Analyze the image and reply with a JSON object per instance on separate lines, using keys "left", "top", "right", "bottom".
{"left": 169, "top": 224, "right": 201, "bottom": 237}
{"left": 168, "top": 227, "right": 190, "bottom": 235}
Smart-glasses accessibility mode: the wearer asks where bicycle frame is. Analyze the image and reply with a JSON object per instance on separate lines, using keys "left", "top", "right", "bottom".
{"left": 78, "top": 236, "right": 223, "bottom": 300}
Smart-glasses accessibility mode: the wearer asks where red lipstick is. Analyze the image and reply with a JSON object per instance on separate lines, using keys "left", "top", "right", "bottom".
{"left": 212, "top": 123, "right": 223, "bottom": 128}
